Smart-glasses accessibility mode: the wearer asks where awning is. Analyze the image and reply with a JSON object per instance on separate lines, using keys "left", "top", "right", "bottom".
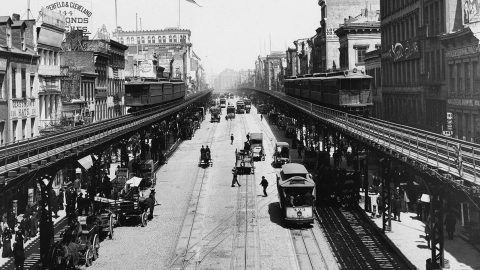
{"left": 77, "top": 156, "right": 93, "bottom": 170}
{"left": 420, "top": 193, "right": 430, "bottom": 203}
{"left": 126, "top": 177, "right": 144, "bottom": 187}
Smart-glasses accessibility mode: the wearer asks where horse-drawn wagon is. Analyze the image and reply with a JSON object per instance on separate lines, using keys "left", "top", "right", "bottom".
{"left": 235, "top": 149, "right": 254, "bottom": 174}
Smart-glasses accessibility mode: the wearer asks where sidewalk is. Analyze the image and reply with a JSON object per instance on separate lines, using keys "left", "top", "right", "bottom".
{"left": 0, "top": 204, "right": 68, "bottom": 269}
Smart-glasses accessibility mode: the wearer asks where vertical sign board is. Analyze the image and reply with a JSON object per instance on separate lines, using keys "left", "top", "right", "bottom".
{"left": 43, "top": 1, "right": 93, "bottom": 36}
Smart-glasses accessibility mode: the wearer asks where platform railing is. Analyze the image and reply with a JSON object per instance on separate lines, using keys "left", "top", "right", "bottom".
{"left": 0, "top": 91, "right": 211, "bottom": 176}
{"left": 251, "top": 88, "right": 480, "bottom": 189}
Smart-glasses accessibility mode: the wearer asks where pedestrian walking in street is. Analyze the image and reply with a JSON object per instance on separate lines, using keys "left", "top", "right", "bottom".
{"left": 246, "top": 133, "right": 250, "bottom": 141}
{"left": 231, "top": 169, "right": 241, "bottom": 187}
{"left": 444, "top": 210, "right": 457, "bottom": 240}
{"left": 2, "top": 227, "right": 13, "bottom": 258}
{"left": 51, "top": 189, "right": 59, "bottom": 218}
{"left": 58, "top": 188, "right": 65, "bottom": 211}
{"left": 231, "top": 134, "right": 234, "bottom": 145}
{"left": 393, "top": 195, "right": 401, "bottom": 222}
{"left": 13, "top": 231, "right": 25, "bottom": 269}
{"left": 7, "top": 210, "right": 15, "bottom": 231}
{"left": 297, "top": 144, "right": 303, "bottom": 158}
{"left": 260, "top": 176, "right": 268, "bottom": 197}
{"left": 416, "top": 200, "right": 423, "bottom": 221}
{"left": 76, "top": 193, "right": 84, "bottom": 216}
{"left": 30, "top": 211, "right": 38, "bottom": 237}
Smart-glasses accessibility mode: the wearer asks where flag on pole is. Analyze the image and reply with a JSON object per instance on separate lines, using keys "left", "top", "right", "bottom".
{"left": 184, "top": 0, "right": 201, "bottom": 7}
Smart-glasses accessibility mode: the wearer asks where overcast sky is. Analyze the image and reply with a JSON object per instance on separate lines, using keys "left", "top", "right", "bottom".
{"left": 4, "top": 0, "right": 320, "bottom": 75}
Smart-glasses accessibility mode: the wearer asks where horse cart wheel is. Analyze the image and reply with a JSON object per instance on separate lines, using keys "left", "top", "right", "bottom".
{"left": 108, "top": 214, "right": 114, "bottom": 239}
{"left": 85, "top": 248, "right": 93, "bottom": 267}
{"left": 93, "top": 234, "right": 100, "bottom": 260}
{"left": 141, "top": 212, "right": 148, "bottom": 227}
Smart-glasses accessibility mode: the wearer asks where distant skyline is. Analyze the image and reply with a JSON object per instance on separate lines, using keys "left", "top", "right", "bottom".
{"left": 4, "top": 0, "right": 323, "bottom": 74}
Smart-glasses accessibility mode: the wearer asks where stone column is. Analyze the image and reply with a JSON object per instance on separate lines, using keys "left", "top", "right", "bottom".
{"left": 45, "top": 94, "right": 51, "bottom": 123}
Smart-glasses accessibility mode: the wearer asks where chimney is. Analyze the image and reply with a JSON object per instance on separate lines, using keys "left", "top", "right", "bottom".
{"left": 12, "top": 13, "right": 20, "bottom": 21}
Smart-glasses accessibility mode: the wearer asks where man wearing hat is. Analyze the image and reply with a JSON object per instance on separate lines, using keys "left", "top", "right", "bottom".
{"left": 260, "top": 176, "right": 269, "bottom": 197}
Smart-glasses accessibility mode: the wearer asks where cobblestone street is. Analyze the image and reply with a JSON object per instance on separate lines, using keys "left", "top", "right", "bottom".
{"left": 88, "top": 105, "right": 298, "bottom": 270}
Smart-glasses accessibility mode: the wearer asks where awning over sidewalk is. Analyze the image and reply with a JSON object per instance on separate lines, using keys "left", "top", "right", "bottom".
{"left": 77, "top": 155, "right": 93, "bottom": 170}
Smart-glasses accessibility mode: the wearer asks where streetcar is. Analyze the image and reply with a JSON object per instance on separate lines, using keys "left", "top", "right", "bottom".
{"left": 236, "top": 101, "right": 245, "bottom": 114}
{"left": 276, "top": 163, "right": 315, "bottom": 224}
{"left": 220, "top": 98, "right": 227, "bottom": 108}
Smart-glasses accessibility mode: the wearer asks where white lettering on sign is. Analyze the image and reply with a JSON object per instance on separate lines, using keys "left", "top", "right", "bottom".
{"left": 447, "top": 98, "right": 480, "bottom": 106}
{"left": 445, "top": 45, "right": 480, "bottom": 58}
{"left": 10, "top": 100, "right": 36, "bottom": 118}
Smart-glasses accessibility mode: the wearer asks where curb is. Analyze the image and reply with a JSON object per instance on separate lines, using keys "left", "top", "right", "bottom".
{"left": 354, "top": 205, "right": 418, "bottom": 270}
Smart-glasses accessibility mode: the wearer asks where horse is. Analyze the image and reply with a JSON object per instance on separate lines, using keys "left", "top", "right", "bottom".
{"left": 48, "top": 241, "right": 79, "bottom": 270}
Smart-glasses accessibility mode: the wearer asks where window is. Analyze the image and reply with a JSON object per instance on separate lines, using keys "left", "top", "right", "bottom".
{"left": 465, "top": 62, "right": 471, "bottom": 94}
{"left": 120, "top": 37, "right": 124, "bottom": 44}
{"left": 137, "top": 37, "right": 140, "bottom": 44}
{"left": 457, "top": 63, "right": 462, "bottom": 94}
{"left": 163, "top": 36, "right": 166, "bottom": 43}
{"left": 21, "top": 28, "right": 25, "bottom": 50}
{"left": 173, "top": 35, "right": 177, "bottom": 42}
{"left": 169, "top": 35, "right": 172, "bottom": 43}
{"left": 141, "top": 37, "right": 145, "bottom": 43}
{"left": 21, "top": 69, "right": 26, "bottom": 98}
{"left": 22, "top": 119, "right": 26, "bottom": 139}
{"left": 158, "top": 36, "right": 161, "bottom": 43}
{"left": 31, "top": 118, "right": 35, "bottom": 137}
{"left": 12, "top": 68, "right": 16, "bottom": 98}
{"left": 357, "top": 48, "right": 366, "bottom": 64}
{"left": 0, "top": 122, "right": 4, "bottom": 144}
{"left": 30, "top": 75, "right": 34, "bottom": 97}
{"left": 450, "top": 65, "right": 455, "bottom": 95}
{"left": 12, "top": 120, "right": 17, "bottom": 141}
{"left": 147, "top": 36, "right": 151, "bottom": 43}
{"left": 151, "top": 36, "right": 155, "bottom": 43}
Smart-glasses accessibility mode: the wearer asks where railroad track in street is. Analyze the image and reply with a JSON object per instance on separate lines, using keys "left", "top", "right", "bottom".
{"left": 169, "top": 120, "right": 219, "bottom": 270}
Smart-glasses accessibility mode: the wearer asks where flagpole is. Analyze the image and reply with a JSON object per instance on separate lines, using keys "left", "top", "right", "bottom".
{"left": 178, "top": 0, "right": 181, "bottom": 27}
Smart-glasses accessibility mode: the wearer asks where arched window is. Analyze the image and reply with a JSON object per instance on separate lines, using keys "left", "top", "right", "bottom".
{"left": 126, "top": 37, "right": 129, "bottom": 44}
{"left": 141, "top": 36, "right": 145, "bottom": 43}
{"left": 120, "top": 37, "right": 124, "bottom": 44}
{"left": 158, "top": 36, "right": 161, "bottom": 43}
{"left": 163, "top": 36, "right": 166, "bottom": 43}
{"left": 169, "top": 35, "right": 172, "bottom": 43}
{"left": 152, "top": 37, "right": 155, "bottom": 43}
{"left": 173, "top": 35, "right": 177, "bottom": 43}
{"left": 147, "top": 36, "right": 151, "bottom": 43}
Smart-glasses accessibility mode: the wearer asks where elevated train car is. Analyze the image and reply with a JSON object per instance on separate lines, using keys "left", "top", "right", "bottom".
{"left": 284, "top": 69, "right": 372, "bottom": 115}
{"left": 125, "top": 77, "right": 186, "bottom": 112}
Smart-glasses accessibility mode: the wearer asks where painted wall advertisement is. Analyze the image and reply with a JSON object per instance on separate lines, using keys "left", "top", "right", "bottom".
{"left": 43, "top": 1, "right": 93, "bottom": 36}
{"left": 390, "top": 38, "right": 420, "bottom": 62}
{"left": 464, "top": 0, "right": 480, "bottom": 25}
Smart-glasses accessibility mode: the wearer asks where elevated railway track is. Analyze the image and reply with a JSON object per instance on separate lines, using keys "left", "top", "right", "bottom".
{"left": 244, "top": 87, "right": 480, "bottom": 197}
{"left": 0, "top": 90, "right": 212, "bottom": 187}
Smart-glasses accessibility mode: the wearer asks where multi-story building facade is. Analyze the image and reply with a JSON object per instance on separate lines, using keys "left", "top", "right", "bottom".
{"left": 335, "top": 8, "right": 381, "bottom": 72}
{"left": 266, "top": 52, "right": 286, "bottom": 91}
{"left": 293, "top": 38, "right": 313, "bottom": 75}
{"left": 365, "top": 49, "right": 382, "bottom": 118}
{"left": 214, "top": 69, "right": 238, "bottom": 90}
{"left": 36, "top": 8, "right": 66, "bottom": 132}
{"left": 113, "top": 27, "right": 194, "bottom": 88}
{"left": 440, "top": 1, "right": 480, "bottom": 141}
{"left": 285, "top": 47, "right": 297, "bottom": 77}
{"left": 0, "top": 15, "right": 40, "bottom": 144}
{"left": 255, "top": 56, "right": 266, "bottom": 88}
{"left": 318, "top": 0, "right": 379, "bottom": 72}
{"left": 381, "top": 0, "right": 447, "bottom": 133}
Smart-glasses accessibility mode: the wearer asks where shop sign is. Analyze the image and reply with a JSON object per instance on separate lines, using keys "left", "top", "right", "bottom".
{"left": 326, "top": 28, "right": 338, "bottom": 37}
{"left": 446, "top": 112, "right": 453, "bottom": 131}
{"left": 446, "top": 45, "right": 480, "bottom": 58}
{"left": 10, "top": 99, "right": 36, "bottom": 118}
{"left": 139, "top": 61, "right": 152, "bottom": 73}
{"left": 447, "top": 98, "right": 480, "bottom": 107}
{"left": 44, "top": 1, "right": 93, "bottom": 36}
{"left": 390, "top": 38, "right": 420, "bottom": 62}
{"left": 0, "top": 59, "right": 7, "bottom": 72}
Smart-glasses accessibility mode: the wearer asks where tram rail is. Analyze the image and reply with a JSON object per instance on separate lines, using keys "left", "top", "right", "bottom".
{"left": 248, "top": 88, "right": 480, "bottom": 193}
{"left": 0, "top": 91, "right": 211, "bottom": 178}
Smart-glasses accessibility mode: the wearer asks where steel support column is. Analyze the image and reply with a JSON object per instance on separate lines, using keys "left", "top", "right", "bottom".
{"left": 39, "top": 170, "right": 59, "bottom": 269}
{"left": 381, "top": 158, "right": 392, "bottom": 232}
{"left": 140, "top": 130, "right": 147, "bottom": 160}
{"left": 429, "top": 185, "right": 445, "bottom": 269}
{"left": 364, "top": 150, "right": 370, "bottom": 212}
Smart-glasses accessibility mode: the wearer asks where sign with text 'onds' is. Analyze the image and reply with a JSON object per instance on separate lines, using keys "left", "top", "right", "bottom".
{"left": 44, "top": 1, "right": 93, "bottom": 36}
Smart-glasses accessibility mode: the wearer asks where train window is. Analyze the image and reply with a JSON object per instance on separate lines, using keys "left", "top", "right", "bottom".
{"left": 362, "top": 78, "right": 371, "bottom": 89}
{"left": 351, "top": 79, "right": 362, "bottom": 91}
{"left": 340, "top": 79, "right": 350, "bottom": 90}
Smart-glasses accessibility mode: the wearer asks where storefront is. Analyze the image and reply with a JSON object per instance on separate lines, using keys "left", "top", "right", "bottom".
{"left": 441, "top": 27, "right": 480, "bottom": 142}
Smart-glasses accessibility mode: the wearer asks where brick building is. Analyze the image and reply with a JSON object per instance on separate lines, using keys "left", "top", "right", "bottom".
{"left": 317, "top": 0, "right": 379, "bottom": 72}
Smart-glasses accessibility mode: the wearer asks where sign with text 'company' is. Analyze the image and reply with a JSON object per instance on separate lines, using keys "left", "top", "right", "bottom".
{"left": 43, "top": 1, "right": 93, "bottom": 36}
